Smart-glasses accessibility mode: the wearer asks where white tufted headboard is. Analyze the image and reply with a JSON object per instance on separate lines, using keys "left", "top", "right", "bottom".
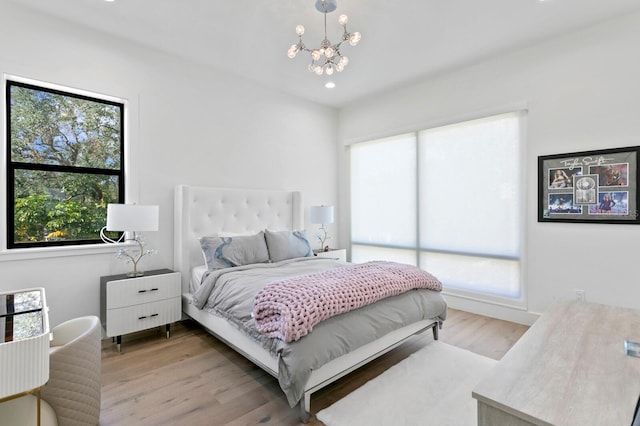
{"left": 174, "top": 185, "right": 304, "bottom": 293}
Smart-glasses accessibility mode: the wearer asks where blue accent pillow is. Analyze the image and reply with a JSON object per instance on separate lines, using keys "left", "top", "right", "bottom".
{"left": 200, "top": 231, "right": 269, "bottom": 270}
{"left": 264, "top": 229, "right": 313, "bottom": 262}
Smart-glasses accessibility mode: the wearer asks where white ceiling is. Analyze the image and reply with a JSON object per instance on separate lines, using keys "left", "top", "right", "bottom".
{"left": 9, "top": 0, "right": 640, "bottom": 108}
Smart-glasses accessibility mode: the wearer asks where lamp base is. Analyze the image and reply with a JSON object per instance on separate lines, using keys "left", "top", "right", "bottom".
{"left": 126, "top": 271, "right": 145, "bottom": 278}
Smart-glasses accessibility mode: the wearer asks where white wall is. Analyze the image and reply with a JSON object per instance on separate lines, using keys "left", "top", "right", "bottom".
{"left": 0, "top": 2, "right": 338, "bottom": 327}
{"left": 4, "top": 3, "right": 638, "bottom": 329}
{"left": 338, "top": 12, "right": 640, "bottom": 324}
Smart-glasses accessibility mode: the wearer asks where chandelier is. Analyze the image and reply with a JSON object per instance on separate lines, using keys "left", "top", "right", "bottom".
{"left": 287, "top": 0, "right": 362, "bottom": 76}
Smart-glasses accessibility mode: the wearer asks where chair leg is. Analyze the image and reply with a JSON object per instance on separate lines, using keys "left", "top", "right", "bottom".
{"left": 37, "top": 389, "right": 41, "bottom": 426}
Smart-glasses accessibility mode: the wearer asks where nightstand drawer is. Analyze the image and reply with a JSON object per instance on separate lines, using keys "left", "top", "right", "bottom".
{"left": 105, "top": 297, "right": 180, "bottom": 337}
{"left": 106, "top": 272, "right": 180, "bottom": 309}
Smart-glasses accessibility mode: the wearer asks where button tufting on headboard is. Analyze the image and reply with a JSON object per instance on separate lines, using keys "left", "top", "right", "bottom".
{"left": 174, "top": 185, "right": 304, "bottom": 293}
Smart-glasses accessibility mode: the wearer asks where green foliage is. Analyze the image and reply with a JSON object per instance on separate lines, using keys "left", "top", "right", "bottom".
{"left": 14, "top": 195, "right": 51, "bottom": 242}
{"left": 10, "top": 83, "right": 123, "bottom": 245}
{"left": 10, "top": 85, "right": 121, "bottom": 168}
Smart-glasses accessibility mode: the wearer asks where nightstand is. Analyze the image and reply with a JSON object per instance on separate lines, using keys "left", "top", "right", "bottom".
{"left": 314, "top": 248, "right": 347, "bottom": 262}
{"left": 100, "top": 268, "right": 181, "bottom": 352}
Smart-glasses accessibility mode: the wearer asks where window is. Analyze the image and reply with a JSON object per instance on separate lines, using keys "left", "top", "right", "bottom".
{"left": 6, "top": 80, "right": 124, "bottom": 249}
{"left": 350, "top": 112, "right": 523, "bottom": 300}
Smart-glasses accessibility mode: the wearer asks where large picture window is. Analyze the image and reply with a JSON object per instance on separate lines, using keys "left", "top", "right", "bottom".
{"left": 6, "top": 80, "right": 124, "bottom": 248}
{"left": 350, "top": 112, "right": 524, "bottom": 301}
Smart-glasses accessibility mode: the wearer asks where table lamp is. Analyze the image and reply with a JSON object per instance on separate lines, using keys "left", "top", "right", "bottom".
{"left": 100, "top": 204, "right": 159, "bottom": 277}
{"left": 310, "top": 205, "right": 334, "bottom": 252}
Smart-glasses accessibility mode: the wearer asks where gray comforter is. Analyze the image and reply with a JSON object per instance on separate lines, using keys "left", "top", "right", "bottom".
{"left": 192, "top": 257, "right": 448, "bottom": 407}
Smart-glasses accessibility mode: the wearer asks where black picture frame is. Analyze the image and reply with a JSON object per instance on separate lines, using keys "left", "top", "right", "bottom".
{"left": 538, "top": 146, "right": 640, "bottom": 224}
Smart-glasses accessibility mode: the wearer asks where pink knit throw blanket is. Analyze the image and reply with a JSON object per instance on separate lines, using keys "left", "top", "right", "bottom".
{"left": 252, "top": 261, "right": 442, "bottom": 343}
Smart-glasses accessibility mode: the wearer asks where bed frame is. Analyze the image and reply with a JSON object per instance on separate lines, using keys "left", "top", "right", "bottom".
{"left": 173, "top": 185, "right": 439, "bottom": 422}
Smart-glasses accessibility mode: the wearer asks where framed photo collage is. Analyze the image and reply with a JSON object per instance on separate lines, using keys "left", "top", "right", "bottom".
{"left": 538, "top": 146, "right": 640, "bottom": 224}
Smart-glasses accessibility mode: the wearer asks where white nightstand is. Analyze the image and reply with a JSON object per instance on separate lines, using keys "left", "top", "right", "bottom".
{"left": 100, "top": 268, "right": 181, "bottom": 352}
{"left": 314, "top": 248, "right": 347, "bottom": 262}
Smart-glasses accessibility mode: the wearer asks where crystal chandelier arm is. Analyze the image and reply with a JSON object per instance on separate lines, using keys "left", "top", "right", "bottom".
{"left": 288, "top": 0, "right": 359, "bottom": 75}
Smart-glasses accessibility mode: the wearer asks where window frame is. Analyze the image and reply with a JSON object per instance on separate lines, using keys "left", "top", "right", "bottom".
{"left": 5, "top": 79, "right": 125, "bottom": 249}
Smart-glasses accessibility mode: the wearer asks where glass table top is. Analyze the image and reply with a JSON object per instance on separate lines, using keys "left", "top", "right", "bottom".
{"left": 0, "top": 289, "right": 45, "bottom": 342}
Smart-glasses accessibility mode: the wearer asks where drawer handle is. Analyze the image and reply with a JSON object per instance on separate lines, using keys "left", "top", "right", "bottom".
{"left": 138, "top": 313, "right": 159, "bottom": 320}
{"left": 138, "top": 288, "right": 160, "bottom": 293}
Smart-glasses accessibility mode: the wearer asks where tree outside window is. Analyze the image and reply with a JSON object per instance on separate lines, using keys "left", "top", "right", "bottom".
{"left": 7, "top": 80, "right": 124, "bottom": 248}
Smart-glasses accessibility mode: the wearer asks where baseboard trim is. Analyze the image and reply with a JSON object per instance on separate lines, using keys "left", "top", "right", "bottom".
{"left": 445, "top": 294, "right": 540, "bottom": 326}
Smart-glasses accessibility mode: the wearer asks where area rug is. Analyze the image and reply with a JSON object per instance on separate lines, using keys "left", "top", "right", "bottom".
{"left": 315, "top": 341, "right": 497, "bottom": 426}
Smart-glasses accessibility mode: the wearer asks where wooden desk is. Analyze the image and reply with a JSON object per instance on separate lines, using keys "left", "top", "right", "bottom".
{"left": 473, "top": 301, "right": 640, "bottom": 426}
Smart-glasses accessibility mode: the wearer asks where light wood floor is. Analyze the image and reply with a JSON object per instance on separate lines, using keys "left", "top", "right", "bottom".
{"left": 100, "top": 309, "right": 529, "bottom": 425}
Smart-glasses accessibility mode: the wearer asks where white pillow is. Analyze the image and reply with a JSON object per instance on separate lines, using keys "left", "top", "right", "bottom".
{"left": 264, "top": 229, "right": 313, "bottom": 262}
{"left": 199, "top": 231, "right": 269, "bottom": 270}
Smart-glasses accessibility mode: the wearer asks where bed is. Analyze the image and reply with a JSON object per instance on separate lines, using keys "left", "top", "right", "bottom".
{"left": 174, "top": 185, "right": 447, "bottom": 421}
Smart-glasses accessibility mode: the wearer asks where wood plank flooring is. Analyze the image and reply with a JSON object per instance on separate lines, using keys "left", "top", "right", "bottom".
{"left": 100, "top": 309, "right": 529, "bottom": 425}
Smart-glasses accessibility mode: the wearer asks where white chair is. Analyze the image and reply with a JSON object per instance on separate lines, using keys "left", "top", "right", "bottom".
{"left": 41, "top": 316, "right": 102, "bottom": 426}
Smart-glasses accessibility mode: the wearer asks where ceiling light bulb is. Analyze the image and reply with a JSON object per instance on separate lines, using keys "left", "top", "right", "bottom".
{"left": 338, "top": 14, "right": 348, "bottom": 26}
{"left": 326, "top": 65, "right": 334, "bottom": 75}
{"left": 315, "top": 66, "right": 324, "bottom": 75}
{"left": 335, "top": 63, "right": 344, "bottom": 72}
{"left": 349, "top": 32, "right": 361, "bottom": 46}
{"left": 339, "top": 56, "right": 349, "bottom": 66}
{"left": 311, "top": 50, "right": 321, "bottom": 61}
{"left": 325, "top": 47, "right": 335, "bottom": 58}
{"left": 325, "top": 82, "right": 336, "bottom": 89}
{"left": 296, "top": 25, "right": 305, "bottom": 36}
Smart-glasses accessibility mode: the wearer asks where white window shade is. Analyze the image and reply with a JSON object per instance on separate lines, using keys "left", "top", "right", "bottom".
{"left": 350, "top": 134, "right": 416, "bottom": 248}
{"left": 418, "top": 112, "right": 520, "bottom": 257}
{"left": 350, "top": 111, "right": 524, "bottom": 301}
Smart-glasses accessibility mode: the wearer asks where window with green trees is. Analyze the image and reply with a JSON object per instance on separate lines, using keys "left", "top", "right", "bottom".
{"left": 6, "top": 80, "right": 124, "bottom": 248}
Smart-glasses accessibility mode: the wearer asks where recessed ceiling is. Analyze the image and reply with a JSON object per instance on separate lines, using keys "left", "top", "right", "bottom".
{"left": 8, "top": 0, "right": 640, "bottom": 108}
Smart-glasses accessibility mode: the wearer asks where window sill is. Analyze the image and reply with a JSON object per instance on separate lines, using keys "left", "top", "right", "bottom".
{"left": 0, "top": 242, "right": 136, "bottom": 262}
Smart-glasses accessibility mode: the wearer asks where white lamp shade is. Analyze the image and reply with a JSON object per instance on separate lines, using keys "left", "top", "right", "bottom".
{"left": 310, "top": 205, "right": 334, "bottom": 224}
{"left": 106, "top": 204, "right": 159, "bottom": 232}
